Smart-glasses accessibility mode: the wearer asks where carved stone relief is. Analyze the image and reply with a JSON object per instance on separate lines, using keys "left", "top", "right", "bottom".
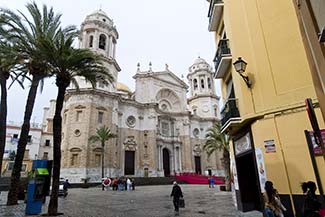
{"left": 193, "top": 144, "right": 201, "bottom": 156}
{"left": 123, "top": 136, "right": 137, "bottom": 151}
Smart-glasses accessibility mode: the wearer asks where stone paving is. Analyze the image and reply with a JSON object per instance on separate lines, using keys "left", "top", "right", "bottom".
{"left": 0, "top": 185, "right": 263, "bottom": 217}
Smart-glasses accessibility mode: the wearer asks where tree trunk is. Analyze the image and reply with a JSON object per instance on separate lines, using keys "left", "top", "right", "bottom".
{"left": 48, "top": 80, "right": 67, "bottom": 215}
{"left": 0, "top": 73, "right": 8, "bottom": 176}
{"left": 223, "top": 148, "right": 231, "bottom": 191}
{"left": 7, "top": 75, "right": 41, "bottom": 205}
{"left": 102, "top": 142, "right": 104, "bottom": 179}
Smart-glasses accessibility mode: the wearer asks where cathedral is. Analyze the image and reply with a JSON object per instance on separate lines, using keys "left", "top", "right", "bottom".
{"left": 52, "top": 10, "right": 223, "bottom": 183}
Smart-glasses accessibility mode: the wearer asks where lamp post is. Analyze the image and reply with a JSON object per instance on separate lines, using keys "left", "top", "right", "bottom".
{"left": 233, "top": 57, "right": 252, "bottom": 88}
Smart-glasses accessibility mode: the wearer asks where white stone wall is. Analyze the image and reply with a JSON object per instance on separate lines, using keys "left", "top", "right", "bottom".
{"left": 38, "top": 134, "right": 53, "bottom": 160}
{"left": 4, "top": 124, "right": 42, "bottom": 160}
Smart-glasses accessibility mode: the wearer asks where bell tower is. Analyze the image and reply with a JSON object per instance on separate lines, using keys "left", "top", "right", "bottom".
{"left": 77, "top": 9, "right": 121, "bottom": 92}
{"left": 187, "top": 57, "right": 219, "bottom": 118}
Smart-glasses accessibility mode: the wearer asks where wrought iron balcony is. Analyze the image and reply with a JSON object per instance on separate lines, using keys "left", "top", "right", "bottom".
{"left": 208, "top": 0, "right": 224, "bottom": 32}
{"left": 221, "top": 98, "right": 240, "bottom": 126}
{"left": 213, "top": 39, "right": 232, "bottom": 79}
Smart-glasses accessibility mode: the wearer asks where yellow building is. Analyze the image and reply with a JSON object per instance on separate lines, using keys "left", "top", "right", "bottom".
{"left": 207, "top": 0, "right": 325, "bottom": 215}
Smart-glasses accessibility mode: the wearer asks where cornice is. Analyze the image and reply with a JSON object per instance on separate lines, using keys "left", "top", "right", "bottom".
{"left": 81, "top": 20, "right": 119, "bottom": 38}
{"left": 188, "top": 94, "right": 220, "bottom": 102}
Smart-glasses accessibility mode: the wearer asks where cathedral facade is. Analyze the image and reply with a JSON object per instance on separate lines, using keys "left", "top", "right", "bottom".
{"left": 58, "top": 10, "right": 223, "bottom": 183}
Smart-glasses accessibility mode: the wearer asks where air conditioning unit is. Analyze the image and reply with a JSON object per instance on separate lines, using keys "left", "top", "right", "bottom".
{"left": 319, "top": 26, "right": 325, "bottom": 43}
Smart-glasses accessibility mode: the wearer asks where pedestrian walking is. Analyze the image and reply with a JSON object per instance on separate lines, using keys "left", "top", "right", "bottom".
{"left": 263, "top": 181, "right": 286, "bottom": 217}
{"left": 170, "top": 181, "right": 183, "bottom": 216}
{"left": 117, "top": 177, "right": 123, "bottom": 191}
{"left": 131, "top": 178, "right": 135, "bottom": 190}
{"left": 124, "top": 177, "right": 127, "bottom": 191}
{"left": 112, "top": 177, "right": 118, "bottom": 191}
{"left": 209, "top": 176, "right": 215, "bottom": 188}
{"left": 126, "top": 178, "right": 132, "bottom": 191}
{"left": 63, "top": 179, "right": 70, "bottom": 197}
{"left": 301, "top": 181, "right": 321, "bottom": 217}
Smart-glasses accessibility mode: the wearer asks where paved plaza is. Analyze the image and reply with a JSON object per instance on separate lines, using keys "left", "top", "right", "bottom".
{"left": 0, "top": 185, "right": 263, "bottom": 217}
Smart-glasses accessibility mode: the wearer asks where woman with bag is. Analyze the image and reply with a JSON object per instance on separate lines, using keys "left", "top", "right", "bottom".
{"left": 170, "top": 181, "right": 183, "bottom": 216}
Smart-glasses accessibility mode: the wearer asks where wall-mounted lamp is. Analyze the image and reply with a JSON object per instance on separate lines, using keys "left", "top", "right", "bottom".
{"left": 233, "top": 57, "right": 252, "bottom": 88}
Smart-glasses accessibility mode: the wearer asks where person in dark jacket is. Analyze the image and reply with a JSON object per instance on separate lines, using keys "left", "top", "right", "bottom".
{"left": 63, "top": 179, "right": 70, "bottom": 197}
{"left": 131, "top": 178, "right": 135, "bottom": 190}
{"left": 170, "top": 181, "right": 183, "bottom": 215}
{"left": 301, "top": 181, "right": 321, "bottom": 217}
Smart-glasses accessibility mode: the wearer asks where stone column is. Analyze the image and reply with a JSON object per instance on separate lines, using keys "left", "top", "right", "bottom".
{"left": 173, "top": 146, "right": 177, "bottom": 171}
{"left": 109, "top": 36, "right": 113, "bottom": 57}
{"left": 94, "top": 30, "right": 99, "bottom": 49}
{"left": 170, "top": 153, "right": 174, "bottom": 175}
{"left": 157, "top": 145, "right": 161, "bottom": 171}
{"left": 178, "top": 147, "right": 182, "bottom": 171}
{"left": 113, "top": 42, "right": 116, "bottom": 58}
{"left": 107, "top": 36, "right": 110, "bottom": 57}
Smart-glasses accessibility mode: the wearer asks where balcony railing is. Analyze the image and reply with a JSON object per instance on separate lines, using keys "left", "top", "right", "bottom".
{"left": 221, "top": 98, "right": 240, "bottom": 126}
{"left": 213, "top": 39, "right": 232, "bottom": 79}
{"left": 208, "top": 0, "right": 224, "bottom": 32}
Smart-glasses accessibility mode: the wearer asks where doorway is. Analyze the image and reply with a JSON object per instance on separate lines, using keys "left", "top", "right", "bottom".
{"left": 124, "top": 151, "right": 135, "bottom": 175}
{"left": 144, "top": 168, "right": 149, "bottom": 177}
{"left": 195, "top": 156, "right": 201, "bottom": 174}
{"left": 236, "top": 151, "right": 262, "bottom": 212}
{"left": 163, "top": 148, "right": 170, "bottom": 176}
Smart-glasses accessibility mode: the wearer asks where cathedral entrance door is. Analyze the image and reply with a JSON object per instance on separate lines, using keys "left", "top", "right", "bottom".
{"left": 124, "top": 151, "right": 135, "bottom": 175}
{"left": 163, "top": 148, "right": 170, "bottom": 177}
{"left": 195, "top": 156, "right": 201, "bottom": 174}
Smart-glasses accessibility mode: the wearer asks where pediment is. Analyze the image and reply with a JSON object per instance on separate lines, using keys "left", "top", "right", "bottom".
{"left": 153, "top": 71, "right": 188, "bottom": 89}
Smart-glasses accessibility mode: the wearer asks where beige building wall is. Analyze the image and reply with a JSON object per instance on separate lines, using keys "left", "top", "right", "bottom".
{"left": 207, "top": 0, "right": 325, "bottom": 215}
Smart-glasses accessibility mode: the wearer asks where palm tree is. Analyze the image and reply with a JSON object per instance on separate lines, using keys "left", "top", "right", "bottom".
{"left": 89, "top": 126, "right": 116, "bottom": 179}
{"left": 0, "top": 39, "right": 24, "bottom": 176}
{"left": 40, "top": 28, "right": 113, "bottom": 215}
{"left": 204, "top": 122, "right": 231, "bottom": 191}
{"left": 1, "top": 2, "right": 62, "bottom": 205}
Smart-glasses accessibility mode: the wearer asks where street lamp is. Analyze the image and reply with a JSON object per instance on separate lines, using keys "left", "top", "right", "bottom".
{"left": 233, "top": 57, "right": 252, "bottom": 88}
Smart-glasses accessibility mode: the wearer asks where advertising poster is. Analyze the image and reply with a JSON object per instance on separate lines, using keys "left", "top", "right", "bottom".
{"left": 231, "top": 158, "right": 239, "bottom": 190}
{"left": 255, "top": 148, "right": 267, "bottom": 193}
{"left": 308, "top": 130, "right": 325, "bottom": 156}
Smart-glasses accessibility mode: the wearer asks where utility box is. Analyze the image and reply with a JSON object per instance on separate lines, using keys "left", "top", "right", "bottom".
{"left": 25, "top": 160, "right": 50, "bottom": 215}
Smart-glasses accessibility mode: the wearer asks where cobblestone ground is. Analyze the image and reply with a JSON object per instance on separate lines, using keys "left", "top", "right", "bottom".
{"left": 0, "top": 185, "right": 263, "bottom": 217}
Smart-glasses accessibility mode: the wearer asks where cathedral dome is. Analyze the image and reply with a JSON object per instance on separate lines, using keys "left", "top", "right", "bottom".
{"left": 84, "top": 9, "right": 113, "bottom": 26}
{"left": 117, "top": 82, "right": 132, "bottom": 93}
{"left": 193, "top": 57, "right": 208, "bottom": 65}
{"left": 188, "top": 57, "right": 211, "bottom": 74}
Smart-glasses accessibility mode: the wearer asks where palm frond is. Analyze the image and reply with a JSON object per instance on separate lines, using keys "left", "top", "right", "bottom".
{"left": 204, "top": 122, "right": 229, "bottom": 157}
{"left": 89, "top": 126, "right": 116, "bottom": 147}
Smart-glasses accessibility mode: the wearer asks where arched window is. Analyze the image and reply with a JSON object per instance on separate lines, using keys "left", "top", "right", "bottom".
{"left": 89, "top": 35, "right": 93, "bottom": 48}
{"left": 201, "top": 79, "right": 205, "bottom": 89}
{"left": 99, "top": 34, "right": 106, "bottom": 50}
{"left": 193, "top": 79, "right": 198, "bottom": 90}
{"left": 207, "top": 78, "right": 211, "bottom": 89}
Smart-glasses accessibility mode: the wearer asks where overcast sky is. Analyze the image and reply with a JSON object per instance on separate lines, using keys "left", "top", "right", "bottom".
{"left": 1, "top": 0, "right": 219, "bottom": 123}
